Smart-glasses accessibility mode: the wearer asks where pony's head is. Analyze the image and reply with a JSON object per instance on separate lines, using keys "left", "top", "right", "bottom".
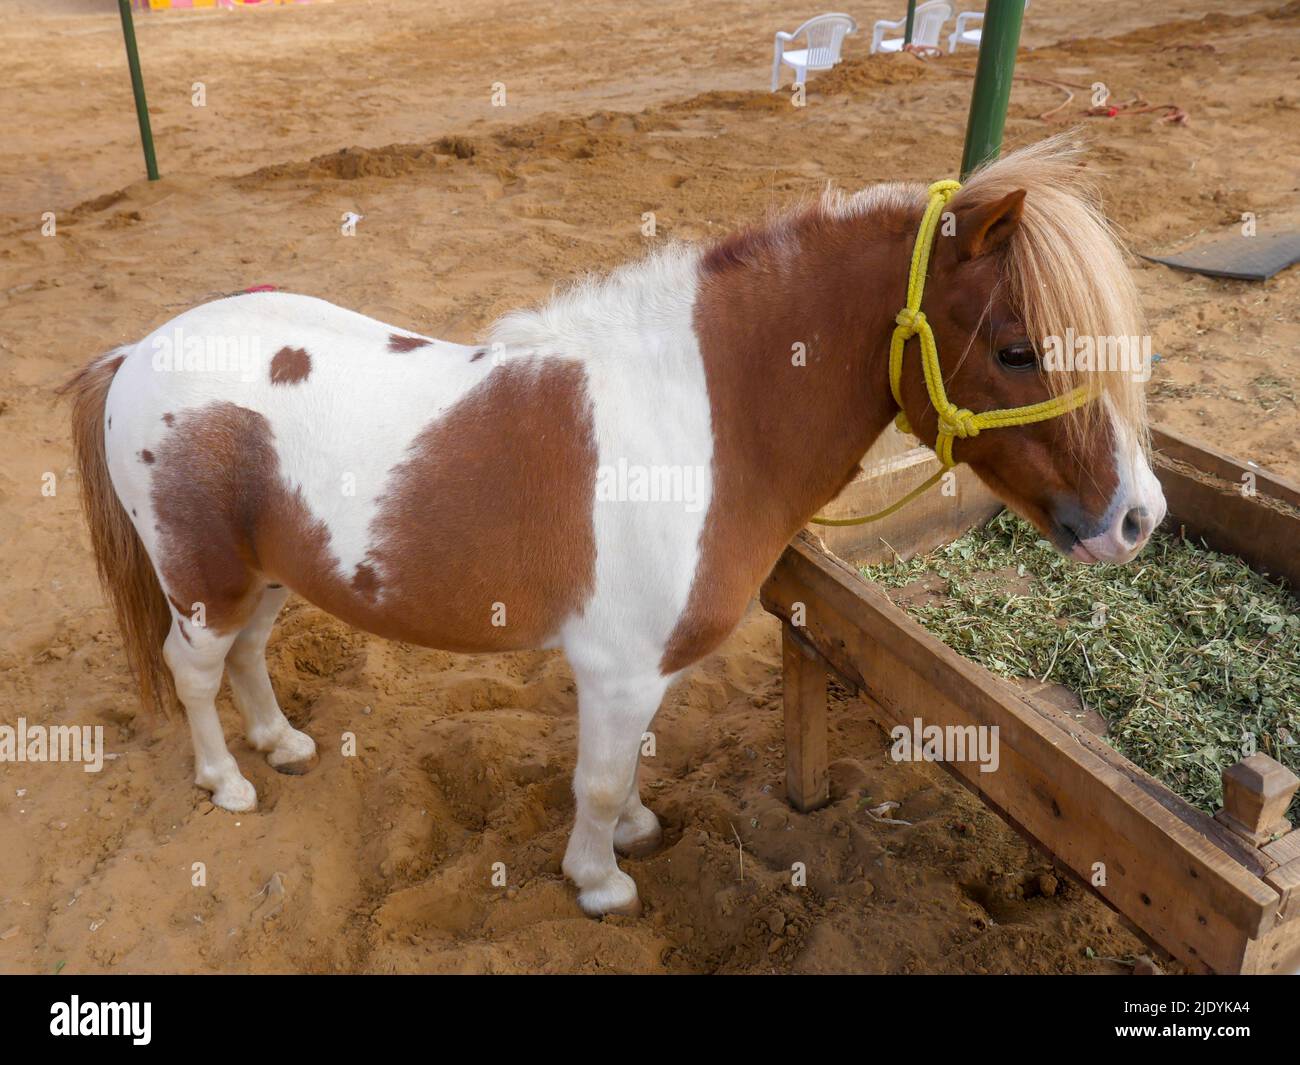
{"left": 892, "top": 137, "right": 1165, "bottom": 564}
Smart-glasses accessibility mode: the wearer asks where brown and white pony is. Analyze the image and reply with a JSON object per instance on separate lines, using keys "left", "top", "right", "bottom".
{"left": 64, "top": 136, "right": 1164, "bottom": 916}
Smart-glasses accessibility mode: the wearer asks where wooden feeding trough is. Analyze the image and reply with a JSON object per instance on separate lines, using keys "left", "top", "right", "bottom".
{"left": 761, "top": 426, "right": 1300, "bottom": 974}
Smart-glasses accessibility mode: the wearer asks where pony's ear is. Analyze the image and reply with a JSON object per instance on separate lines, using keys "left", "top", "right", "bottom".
{"left": 953, "top": 189, "right": 1026, "bottom": 261}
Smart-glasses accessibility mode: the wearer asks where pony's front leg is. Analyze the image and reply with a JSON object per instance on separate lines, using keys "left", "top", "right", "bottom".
{"left": 562, "top": 668, "right": 669, "bottom": 916}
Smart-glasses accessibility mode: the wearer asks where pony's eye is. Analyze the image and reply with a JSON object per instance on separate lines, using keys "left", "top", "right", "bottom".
{"left": 996, "top": 342, "right": 1038, "bottom": 371}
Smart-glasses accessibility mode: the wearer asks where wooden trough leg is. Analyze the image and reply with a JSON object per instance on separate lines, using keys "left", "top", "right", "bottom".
{"left": 781, "top": 622, "right": 830, "bottom": 813}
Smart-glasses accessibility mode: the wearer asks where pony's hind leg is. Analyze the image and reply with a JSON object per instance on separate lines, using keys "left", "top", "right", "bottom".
{"left": 225, "top": 586, "right": 317, "bottom": 774}
{"left": 562, "top": 666, "right": 669, "bottom": 916}
{"left": 163, "top": 618, "right": 256, "bottom": 812}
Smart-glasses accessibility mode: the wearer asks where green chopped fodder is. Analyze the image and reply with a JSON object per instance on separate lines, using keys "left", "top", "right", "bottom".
{"left": 860, "top": 511, "right": 1300, "bottom": 821}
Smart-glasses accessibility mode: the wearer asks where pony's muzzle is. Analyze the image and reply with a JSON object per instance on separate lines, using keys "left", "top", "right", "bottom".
{"left": 1071, "top": 473, "right": 1167, "bottom": 565}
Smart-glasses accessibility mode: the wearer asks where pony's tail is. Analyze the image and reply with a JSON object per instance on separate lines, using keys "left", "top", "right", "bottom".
{"left": 59, "top": 350, "right": 177, "bottom": 716}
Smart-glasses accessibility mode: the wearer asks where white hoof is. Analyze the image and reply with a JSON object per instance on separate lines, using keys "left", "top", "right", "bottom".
{"left": 614, "top": 807, "right": 663, "bottom": 858}
{"left": 204, "top": 773, "right": 257, "bottom": 813}
{"left": 574, "top": 870, "right": 641, "bottom": 917}
{"left": 266, "top": 729, "right": 317, "bottom": 775}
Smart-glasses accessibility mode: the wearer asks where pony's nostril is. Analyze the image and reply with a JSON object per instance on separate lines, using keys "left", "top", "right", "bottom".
{"left": 1122, "top": 506, "right": 1148, "bottom": 546}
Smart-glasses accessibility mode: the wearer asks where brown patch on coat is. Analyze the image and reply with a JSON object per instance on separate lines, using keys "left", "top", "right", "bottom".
{"left": 162, "top": 412, "right": 175, "bottom": 426}
{"left": 661, "top": 211, "right": 912, "bottom": 675}
{"left": 178, "top": 619, "right": 193, "bottom": 646}
{"left": 269, "top": 346, "right": 312, "bottom": 385}
{"left": 291, "top": 358, "right": 599, "bottom": 650}
{"left": 150, "top": 360, "right": 597, "bottom": 650}
{"left": 388, "top": 333, "right": 431, "bottom": 353}
{"left": 150, "top": 403, "right": 282, "bottom": 634}
{"left": 140, "top": 449, "right": 154, "bottom": 464}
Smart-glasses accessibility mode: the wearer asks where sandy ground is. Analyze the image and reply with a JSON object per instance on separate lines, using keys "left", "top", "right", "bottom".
{"left": 1, "top": 0, "right": 1297, "bottom": 973}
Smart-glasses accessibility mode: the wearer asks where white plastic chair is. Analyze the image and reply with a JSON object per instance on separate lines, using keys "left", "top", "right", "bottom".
{"left": 949, "top": 1, "right": 1029, "bottom": 53}
{"left": 871, "top": 0, "right": 953, "bottom": 54}
{"left": 771, "top": 13, "right": 858, "bottom": 91}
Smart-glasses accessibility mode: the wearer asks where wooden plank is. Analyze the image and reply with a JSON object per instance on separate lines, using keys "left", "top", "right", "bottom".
{"left": 781, "top": 623, "right": 830, "bottom": 813}
{"left": 1151, "top": 427, "right": 1300, "bottom": 590}
{"left": 1152, "top": 425, "right": 1300, "bottom": 509}
{"left": 810, "top": 431, "right": 1002, "bottom": 564}
{"left": 1017, "top": 692, "right": 1274, "bottom": 879}
{"left": 760, "top": 536, "right": 1281, "bottom": 974}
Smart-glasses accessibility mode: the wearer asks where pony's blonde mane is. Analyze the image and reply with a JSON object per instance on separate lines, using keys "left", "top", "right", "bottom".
{"left": 954, "top": 134, "right": 1148, "bottom": 450}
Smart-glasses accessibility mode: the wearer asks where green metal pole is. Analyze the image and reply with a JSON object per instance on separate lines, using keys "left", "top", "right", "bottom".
{"left": 117, "top": 0, "right": 159, "bottom": 181}
{"left": 959, "top": 0, "right": 1024, "bottom": 179}
{"left": 903, "top": 0, "right": 917, "bottom": 45}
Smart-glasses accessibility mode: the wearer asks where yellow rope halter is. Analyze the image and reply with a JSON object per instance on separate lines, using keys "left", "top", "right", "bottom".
{"left": 811, "top": 179, "right": 1093, "bottom": 528}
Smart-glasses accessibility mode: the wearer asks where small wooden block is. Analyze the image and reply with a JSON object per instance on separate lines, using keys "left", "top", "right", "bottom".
{"left": 1263, "top": 831, "right": 1300, "bottom": 867}
{"left": 1264, "top": 858, "right": 1300, "bottom": 923}
{"left": 1215, "top": 755, "right": 1300, "bottom": 846}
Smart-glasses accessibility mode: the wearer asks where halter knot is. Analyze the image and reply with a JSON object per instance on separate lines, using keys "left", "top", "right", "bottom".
{"left": 895, "top": 308, "right": 925, "bottom": 336}
{"left": 938, "top": 407, "right": 980, "bottom": 440}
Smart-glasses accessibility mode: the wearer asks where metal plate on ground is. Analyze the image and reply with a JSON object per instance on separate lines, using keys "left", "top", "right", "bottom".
{"left": 1142, "top": 231, "right": 1300, "bottom": 281}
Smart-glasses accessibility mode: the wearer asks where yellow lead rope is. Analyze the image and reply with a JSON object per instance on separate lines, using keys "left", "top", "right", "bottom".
{"left": 811, "top": 179, "right": 1094, "bottom": 528}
